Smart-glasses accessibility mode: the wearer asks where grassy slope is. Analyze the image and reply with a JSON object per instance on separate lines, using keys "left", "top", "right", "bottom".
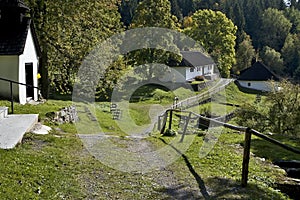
{"left": 0, "top": 83, "right": 298, "bottom": 199}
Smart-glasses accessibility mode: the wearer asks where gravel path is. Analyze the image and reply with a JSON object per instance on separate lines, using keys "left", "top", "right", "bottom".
{"left": 78, "top": 134, "right": 209, "bottom": 199}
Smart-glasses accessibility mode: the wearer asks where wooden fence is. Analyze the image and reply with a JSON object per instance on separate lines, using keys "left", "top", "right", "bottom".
{"left": 159, "top": 109, "right": 300, "bottom": 187}
{"left": 170, "top": 79, "right": 234, "bottom": 110}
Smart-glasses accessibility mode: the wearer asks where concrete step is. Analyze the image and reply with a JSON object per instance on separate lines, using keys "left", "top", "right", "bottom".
{"left": 0, "top": 107, "right": 8, "bottom": 119}
{"left": 0, "top": 114, "right": 38, "bottom": 149}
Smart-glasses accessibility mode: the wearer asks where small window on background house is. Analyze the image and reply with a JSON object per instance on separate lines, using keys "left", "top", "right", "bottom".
{"left": 190, "top": 68, "right": 194, "bottom": 72}
{"left": 248, "top": 82, "right": 251, "bottom": 87}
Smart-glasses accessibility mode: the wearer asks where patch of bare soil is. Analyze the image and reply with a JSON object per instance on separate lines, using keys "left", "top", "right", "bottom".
{"left": 78, "top": 136, "right": 208, "bottom": 199}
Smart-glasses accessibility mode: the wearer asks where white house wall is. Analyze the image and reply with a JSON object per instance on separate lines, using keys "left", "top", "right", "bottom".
{"left": 238, "top": 80, "right": 274, "bottom": 92}
{"left": 0, "top": 55, "right": 19, "bottom": 99}
{"left": 185, "top": 67, "right": 200, "bottom": 80}
{"left": 19, "top": 28, "right": 39, "bottom": 104}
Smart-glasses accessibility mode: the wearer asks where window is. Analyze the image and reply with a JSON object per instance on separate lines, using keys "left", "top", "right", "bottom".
{"left": 190, "top": 68, "right": 194, "bottom": 72}
{"left": 248, "top": 82, "right": 251, "bottom": 87}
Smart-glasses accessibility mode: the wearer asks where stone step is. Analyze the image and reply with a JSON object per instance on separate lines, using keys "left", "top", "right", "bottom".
{"left": 0, "top": 107, "right": 8, "bottom": 119}
{"left": 0, "top": 114, "right": 38, "bottom": 149}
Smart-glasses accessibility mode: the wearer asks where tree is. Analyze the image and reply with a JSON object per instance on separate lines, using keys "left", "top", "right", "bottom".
{"left": 237, "top": 80, "right": 300, "bottom": 137}
{"left": 184, "top": 9, "right": 237, "bottom": 77}
{"left": 281, "top": 33, "right": 300, "bottom": 76}
{"left": 260, "top": 46, "right": 285, "bottom": 75}
{"left": 127, "top": 0, "right": 181, "bottom": 79}
{"left": 259, "top": 8, "right": 292, "bottom": 51}
{"left": 26, "top": 0, "right": 123, "bottom": 95}
{"left": 119, "top": 0, "right": 141, "bottom": 28}
{"left": 284, "top": 6, "right": 300, "bottom": 34}
{"left": 131, "top": 0, "right": 177, "bottom": 29}
{"left": 234, "top": 32, "right": 256, "bottom": 73}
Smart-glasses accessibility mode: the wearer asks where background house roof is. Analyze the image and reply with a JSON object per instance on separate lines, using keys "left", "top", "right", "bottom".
{"left": 238, "top": 61, "right": 280, "bottom": 81}
{"left": 180, "top": 51, "right": 215, "bottom": 67}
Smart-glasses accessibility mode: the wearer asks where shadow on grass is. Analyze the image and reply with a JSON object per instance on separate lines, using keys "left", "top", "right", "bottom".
{"left": 158, "top": 137, "right": 291, "bottom": 199}
{"left": 159, "top": 138, "right": 211, "bottom": 199}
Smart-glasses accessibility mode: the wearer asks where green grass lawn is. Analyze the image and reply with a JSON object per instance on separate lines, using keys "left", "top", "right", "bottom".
{"left": 0, "top": 82, "right": 298, "bottom": 199}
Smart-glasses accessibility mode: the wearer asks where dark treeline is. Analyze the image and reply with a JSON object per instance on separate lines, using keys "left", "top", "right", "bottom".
{"left": 120, "top": 0, "right": 300, "bottom": 80}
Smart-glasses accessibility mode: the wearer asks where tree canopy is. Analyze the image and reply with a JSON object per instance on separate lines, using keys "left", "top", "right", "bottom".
{"left": 184, "top": 9, "right": 237, "bottom": 77}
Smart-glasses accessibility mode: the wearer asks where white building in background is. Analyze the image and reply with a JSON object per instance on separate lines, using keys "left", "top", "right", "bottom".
{"left": 237, "top": 61, "right": 280, "bottom": 92}
{"left": 171, "top": 51, "right": 217, "bottom": 82}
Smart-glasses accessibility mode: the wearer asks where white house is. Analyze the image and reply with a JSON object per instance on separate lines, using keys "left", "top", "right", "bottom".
{"left": 0, "top": 0, "right": 40, "bottom": 104}
{"left": 171, "top": 51, "right": 216, "bottom": 82}
{"left": 237, "top": 61, "right": 280, "bottom": 92}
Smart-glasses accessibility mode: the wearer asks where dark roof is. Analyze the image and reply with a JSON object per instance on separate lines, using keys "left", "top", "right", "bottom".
{"left": 180, "top": 51, "right": 214, "bottom": 67}
{"left": 0, "top": 0, "right": 29, "bottom": 10}
{"left": 238, "top": 61, "right": 280, "bottom": 81}
{"left": 0, "top": 17, "right": 40, "bottom": 56}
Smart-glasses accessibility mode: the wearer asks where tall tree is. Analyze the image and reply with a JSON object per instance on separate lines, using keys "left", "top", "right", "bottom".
{"left": 131, "top": 0, "right": 177, "bottom": 28}
{"left": 26, "top": 0, "right": 123, "bottom": 94}
{"left": 260, "top": 46, "right": 285, "bottom": 75}
{"left": 234, "top": 32, "right": 256, "bottom": 73}
{"left": 281, "top": 33, "right": 300, "bottom": 76}
{"left": 258, "top": 8, "right": 292, "bottom": 51}
{"left": 184, "top": 9, "right": 237, "bottom": 77}
{"left": 127, "top": 0, "right": 181, "bottom": 79}
{"left": 119, "top": 0, "right": 141, "bottom": 28}
{"left": 284, "top": 6, "right": 300, "bottom": 34}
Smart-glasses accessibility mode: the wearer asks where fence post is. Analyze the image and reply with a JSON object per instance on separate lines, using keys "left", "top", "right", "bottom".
{"left": 180, "top": 112, "right": 192, "bottom": 142}
{"left": 160, "top": 111, "right": 168, "bottom": 134}
{"left": 168, "top": 110, "right": 173, "bottom": 130}
{"left": 10, "top": 81, "right": 14, "bottom": 114}
{"left": 242, "top": 127, "right": 252, "bottom": 187}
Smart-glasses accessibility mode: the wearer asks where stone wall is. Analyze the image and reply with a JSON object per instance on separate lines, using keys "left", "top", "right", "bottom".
{"left": 46, "top": 106, "right": 79, "bottom": 124}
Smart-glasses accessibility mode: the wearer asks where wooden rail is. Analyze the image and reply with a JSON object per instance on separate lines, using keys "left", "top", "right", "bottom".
{"left": 159, "top": 109, "right": 300, "bottom": 187}
{"left": 170, "top": 79, "right": 234, "bottom": 110}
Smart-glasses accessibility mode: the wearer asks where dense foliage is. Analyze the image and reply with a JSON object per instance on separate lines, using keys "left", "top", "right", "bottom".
{"left": 24, "top": 0, "right": 300, "bottom": 96}
{"left": 184, "top": 9, "right": 237, "bottom": 77}
{"left": 236, "top": 81, "right": 300, "bottom": 137}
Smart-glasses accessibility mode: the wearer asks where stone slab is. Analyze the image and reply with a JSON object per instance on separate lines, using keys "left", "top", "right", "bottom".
{"left": 0, "top": 114, "right": 38, "bottom": 149}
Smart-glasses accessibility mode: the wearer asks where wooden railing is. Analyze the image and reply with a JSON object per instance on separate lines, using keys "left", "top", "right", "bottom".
{"left": 159, "top": 109, "right": 300, "bottom": 187}
{"left": 0, "top": 77, "right": 40, "bottom": 114}
{"left": 170, "top": 78, "right": 234, "bottom": 110}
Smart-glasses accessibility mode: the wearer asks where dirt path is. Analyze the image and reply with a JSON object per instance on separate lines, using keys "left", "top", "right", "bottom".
{"left": 78, "top": 135, "right": 209, "bottom": 199}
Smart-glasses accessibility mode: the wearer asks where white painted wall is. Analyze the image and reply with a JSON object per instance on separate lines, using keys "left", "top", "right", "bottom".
{"left": 238, "top": 80, "right": 276, "bottom": 92}
{"left": 172, "top": 64, "right": 215, "bottom": 81}
{"left": 0, "top": 56, "right": 19, "bottom": 99}
{"left": 19, "top": 28, "right": 39, "bottom": 104}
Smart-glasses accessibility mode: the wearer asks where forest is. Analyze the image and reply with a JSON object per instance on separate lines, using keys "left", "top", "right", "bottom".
{"left": 24, "top": 0, "right": 300, "bottom": 97}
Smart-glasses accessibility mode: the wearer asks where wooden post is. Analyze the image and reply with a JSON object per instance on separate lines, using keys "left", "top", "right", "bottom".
{"left": 242, "top": 128, "right": 252, "bottom": 187}
{"left": 160, "top": 111, "right": 168, "bottom": 134}
{"left": 168, "top": 110, "right": 173, "bottom": 130}
{"left": 158, "top": 116, "right": 161, "bottom": 131}
{"left": 180, "top": 112, "right": 192, "bottom": 142}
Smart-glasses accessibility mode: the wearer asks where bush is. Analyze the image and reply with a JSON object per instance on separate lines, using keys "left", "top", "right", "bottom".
{"left": 163, "top": 129, "right": 177, "bottom": 137}
{"left": 195, "top": 76, "right": 205, "bottom": 81}
{"left": 152, "top": 89, "right": 175, "bottom": 102}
